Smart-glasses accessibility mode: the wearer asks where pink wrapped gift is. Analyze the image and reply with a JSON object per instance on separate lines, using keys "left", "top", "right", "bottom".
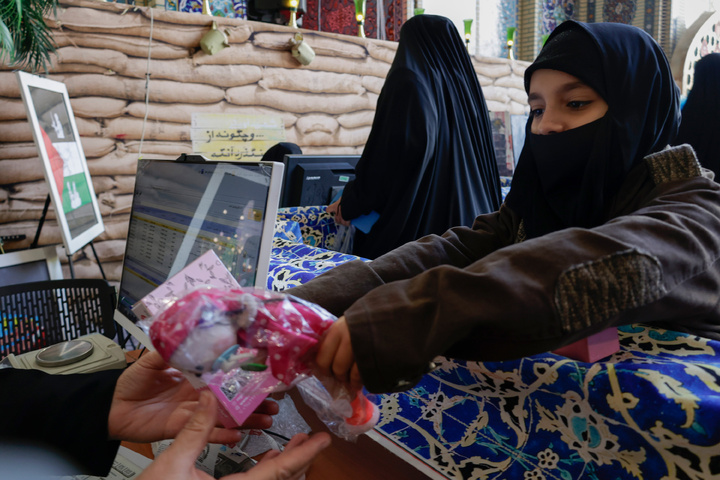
{"left": 142, "top": 285, "right": 380, "bottom": 440}
{"left": 552, "top": 327, "right": 620, "bottom": 363}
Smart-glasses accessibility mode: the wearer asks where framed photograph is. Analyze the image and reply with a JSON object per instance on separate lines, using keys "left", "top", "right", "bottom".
{"left": 16, "top": 71, "right": 104, "bottom": 255}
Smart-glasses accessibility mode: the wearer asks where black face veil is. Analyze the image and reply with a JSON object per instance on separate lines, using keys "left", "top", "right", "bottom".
{"left": 340, "top": 14, "right": 501, "bottom": 259}
{"left": 505, "top": 20, "right": 680, "bottom": 239}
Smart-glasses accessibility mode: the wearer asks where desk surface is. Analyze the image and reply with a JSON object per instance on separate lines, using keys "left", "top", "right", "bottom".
{"left": 287, "top": 388, "right": 432, "bottom": 480}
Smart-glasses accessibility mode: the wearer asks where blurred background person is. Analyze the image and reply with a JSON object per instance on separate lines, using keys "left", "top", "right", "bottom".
{"left": 328, "top": 14, "right": 502, "bottom": 260}
{"left": 675, "top": 53, "right": 720, "bottom": 179}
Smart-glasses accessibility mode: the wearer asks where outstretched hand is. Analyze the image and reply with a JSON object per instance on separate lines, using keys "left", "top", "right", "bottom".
{"left": 137, "top": 391, "right": 331, "bottom": 480}
{"left": 316, "top": 316, "right": 363, "bottom": 393}
{"left": 108, "top": 350, "right": 279, "bottom": 444}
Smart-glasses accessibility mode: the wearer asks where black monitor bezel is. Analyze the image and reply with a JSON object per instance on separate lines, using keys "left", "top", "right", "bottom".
{"left": 280, "top": 154, "right": 361, "bottom": 208}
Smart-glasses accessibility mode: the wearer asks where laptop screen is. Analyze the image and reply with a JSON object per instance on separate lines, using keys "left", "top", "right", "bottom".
{"left": 114, "top": 158, "right": 284, "bottom": 347}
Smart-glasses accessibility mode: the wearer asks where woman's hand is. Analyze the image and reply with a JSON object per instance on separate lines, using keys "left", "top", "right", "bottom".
{"left": 108, "top": 351, "right": 278, "bottom": 444}
{"left": 243, "top": 430, "right": 331, "bottom": 480}
{"left": 326, "top": 198, "right": 351, "bottom": 227}
{"left": 137, "top": 391, "right": 331, "bottom": 480}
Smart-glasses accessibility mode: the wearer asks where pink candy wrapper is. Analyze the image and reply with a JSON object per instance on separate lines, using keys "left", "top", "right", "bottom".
{"left": 139, "top": 286, "right": 379, "bottom": 441}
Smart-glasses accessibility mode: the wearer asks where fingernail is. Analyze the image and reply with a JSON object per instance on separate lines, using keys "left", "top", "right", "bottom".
{"left": 199, "top": 390, "right": 212, "bottom": 407}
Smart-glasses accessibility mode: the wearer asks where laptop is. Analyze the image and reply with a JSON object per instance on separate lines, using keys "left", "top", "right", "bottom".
{"left": 114, "top": 156, "right": 284, "bottom": 348}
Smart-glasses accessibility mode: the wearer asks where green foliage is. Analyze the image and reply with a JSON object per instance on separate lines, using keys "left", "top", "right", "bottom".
{"left": 0, "top": 0, "right": 58, "bottom": 73}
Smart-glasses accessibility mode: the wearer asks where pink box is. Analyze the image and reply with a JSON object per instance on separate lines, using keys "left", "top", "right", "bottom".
{"left": 552, "top": 327, "right": 620, "bottom": 363}
{"left": 132, "top": 249, "right": 240, "bottom": 321}
{"left": 204, "top": 368, "right": 281, "bottom": 429}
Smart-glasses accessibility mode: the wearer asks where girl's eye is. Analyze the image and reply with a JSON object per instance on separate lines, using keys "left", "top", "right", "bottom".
{"left": 530, "top": 108, "right": 544, "bottom": 118}
{"left": 568, "top": 100, "right": 591, "bottom": 109}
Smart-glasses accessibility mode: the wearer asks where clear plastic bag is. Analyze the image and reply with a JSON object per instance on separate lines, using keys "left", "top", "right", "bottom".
{"left": 138, "top": 286, "right": 378, "bottom": 441}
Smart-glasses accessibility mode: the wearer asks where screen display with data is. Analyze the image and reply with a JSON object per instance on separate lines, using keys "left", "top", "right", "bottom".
{"left": 117, "top": 159, "right": 275, "bottom": 323}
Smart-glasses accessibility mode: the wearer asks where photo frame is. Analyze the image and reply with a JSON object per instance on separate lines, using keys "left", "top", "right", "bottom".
{"left": 0, "top": 245, "right": 63, "bottom": 287}
{"left": 16, "top": 71, "right": 104, "bottom": 255}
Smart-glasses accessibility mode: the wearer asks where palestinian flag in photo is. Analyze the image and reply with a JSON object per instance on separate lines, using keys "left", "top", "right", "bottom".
{"left": 40, "top": 127, "right": 93, "bottom": 214}
{"left": 40, "top": 127, "right": 64, "bottom": 201}
{"left": 61, "top": 172, "right": 94, "bottom": 213}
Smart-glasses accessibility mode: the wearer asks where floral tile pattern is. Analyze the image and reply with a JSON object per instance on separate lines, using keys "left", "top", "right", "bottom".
{"left": 372, "top": 326, "right": 720, "bottom": 479}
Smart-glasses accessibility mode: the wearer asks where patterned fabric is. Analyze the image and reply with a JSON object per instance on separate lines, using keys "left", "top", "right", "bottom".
{"left": 541, "top": 0, "right": 577, "bottom": 35}
{"left": 268, "top": 206, "right": 365, "bottom": 292}
{"left": 500, "top": 176, "right": 512, "bottom": 201}
{"left": 372, "top": 326, "right": 720, "bottom": 479}
{"left": 602, "top": 0, "right": 636, "bottom": 24}
{"left": 164, "top": 0, "right": 247, "bottom": 19}
{"left": 303, "top": 0, "right": 377, "bottom": 39}
{"left": 268, "top": 201, "right": 720, "bottom": 480}
{"left": 302, "top": 0, "right": 405, "bottom": 40}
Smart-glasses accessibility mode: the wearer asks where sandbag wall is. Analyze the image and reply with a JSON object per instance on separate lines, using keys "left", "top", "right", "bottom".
{"left": 0, "top": 0, "right": 530, "bottom": 283}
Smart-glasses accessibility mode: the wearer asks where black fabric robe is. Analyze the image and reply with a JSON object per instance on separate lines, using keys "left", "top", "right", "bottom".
{"left": 339, "top": 14, "right": 501, "bottom": 259}
{"left": 0, "top": 367, "right": 123, "bottom": 476}
{"left": 675, "top": 53, "right": 720, "bottom": 179}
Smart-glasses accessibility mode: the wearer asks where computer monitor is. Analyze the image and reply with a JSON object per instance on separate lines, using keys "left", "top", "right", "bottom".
{"left": 0, "top": 245, "right": 63, "bottom": 287}
{"left": 280, "top": 154, "right": 361, "bottom": 208}
{"left": 114, "top": 157, "right": 284, "bottom": 348}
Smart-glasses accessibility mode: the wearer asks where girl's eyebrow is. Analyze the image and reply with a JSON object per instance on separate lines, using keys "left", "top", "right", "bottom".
{"left": 528, "top": 81, "right": 592, "bottom": 103}
{"left": 527, "top": 92, "right": 543, "bottom": 103}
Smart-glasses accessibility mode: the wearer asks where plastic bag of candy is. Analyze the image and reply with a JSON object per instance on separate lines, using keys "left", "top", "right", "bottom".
{"left": 138, "top": 286, "right": 379, "bottom": 442}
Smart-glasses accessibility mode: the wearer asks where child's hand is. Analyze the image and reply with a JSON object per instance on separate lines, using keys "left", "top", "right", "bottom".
{"left": 317, "top": 316, "right": 363, "bottom": 392}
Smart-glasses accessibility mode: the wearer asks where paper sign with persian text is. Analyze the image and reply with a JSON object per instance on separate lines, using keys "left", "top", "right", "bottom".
{"left": 191, "top": 113, "right": 286, "bottom": 161}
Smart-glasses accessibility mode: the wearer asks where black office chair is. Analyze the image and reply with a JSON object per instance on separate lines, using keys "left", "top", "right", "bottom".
{"left": 0, "top": 279, "right": 117, "bottom": 358}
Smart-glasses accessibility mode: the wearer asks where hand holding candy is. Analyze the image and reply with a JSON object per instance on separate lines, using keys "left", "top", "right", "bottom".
{"left": 141, "top": 286, "right": 379, "bottom": 441}
{"left": 316, "top": 316, "right": 363, "bottom": 393}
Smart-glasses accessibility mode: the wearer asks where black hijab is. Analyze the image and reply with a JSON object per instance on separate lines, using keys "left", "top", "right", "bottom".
{"left": 675, "top": 53, "right": 720, "bottom": 178}
{"left": 505, "top": 20, "right": 680, "bottom": 239}
{"left": 340, "top": 14, "right": 501, "bottom": 259}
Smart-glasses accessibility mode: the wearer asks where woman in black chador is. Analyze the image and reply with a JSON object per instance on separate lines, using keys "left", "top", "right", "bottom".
{"left": 328, "top": 14, "right": 501, "bottom": 260}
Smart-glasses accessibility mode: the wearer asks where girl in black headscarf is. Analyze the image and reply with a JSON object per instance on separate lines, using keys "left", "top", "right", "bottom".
{"left": 290, "top": 20, "right": 720, "bottom": 395}
{"left": 505, "top": 20, "right": 680, "bottom": 239}
{"left": 675, "top": 53, "right": 720, "bottom": 179}
{"left": 328, "top": 14, "right": 501, "bottom": 260}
